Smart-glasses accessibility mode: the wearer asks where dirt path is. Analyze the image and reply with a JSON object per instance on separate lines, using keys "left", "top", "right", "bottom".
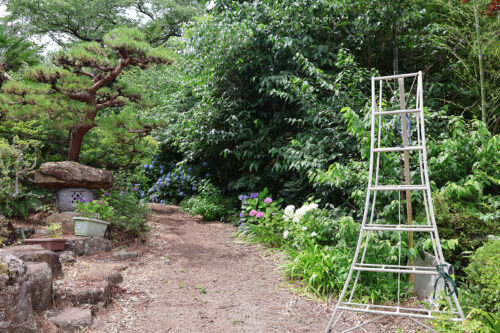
{"left": 89, "top": 205, "right": 425, "bottom": 333}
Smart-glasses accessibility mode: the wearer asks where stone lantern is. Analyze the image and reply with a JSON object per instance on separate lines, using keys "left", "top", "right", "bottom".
{"left": 33, "top": 161, "right": 114, "bottom": 212}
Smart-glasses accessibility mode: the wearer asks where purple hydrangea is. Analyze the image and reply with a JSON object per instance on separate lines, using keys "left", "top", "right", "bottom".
{"left": 103, "top": 192, "right": 110, "bottom": 196}
{"left": 250, "top": 192, "right": 259, "bottom": 199}
{"left": 239, "top": 194, "right": 248, "bottom": 201}
{"left": 239, "top": 211, "right": 245, "bottom": 217}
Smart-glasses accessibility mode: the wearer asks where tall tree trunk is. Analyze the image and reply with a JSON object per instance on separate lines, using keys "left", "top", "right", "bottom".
{"left": 67, "top": 125, "right": 94, "bottom": 161}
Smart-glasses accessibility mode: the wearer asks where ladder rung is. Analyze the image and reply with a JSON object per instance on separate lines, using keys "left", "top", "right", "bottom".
{"left": 338, "top": 302, "right": 462, "bottom": 321}
{"left": 353, "top": 263, "right": 438, "bottom": 275}
{"left": 373, "top": 72, "right": 420, "bottom": 81}
{"left": 369, "top": 185, "right": 428, "bottom": 191}
{"left": 373, "top": 108, "right": 421, "bottom": 116}
{"left": 363, "top": 224, "right": 435, "bottom": 232}
{"left": 373, "top": 146, "right": 423, "bottom": 153}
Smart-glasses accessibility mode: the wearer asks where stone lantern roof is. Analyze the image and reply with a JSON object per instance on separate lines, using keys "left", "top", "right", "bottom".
{"left": 33, "top": 161, "right": 113, "bottom": 189}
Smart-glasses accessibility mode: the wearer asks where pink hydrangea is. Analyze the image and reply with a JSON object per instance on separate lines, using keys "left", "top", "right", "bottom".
{"left": 264, "top": 197, "right": 273, "bottom": 204}
{"left": 249, "top": 209, "right": 258, "bottom": 216}
{"left": 256, "top": 212, "right": 265, "bottom": 218}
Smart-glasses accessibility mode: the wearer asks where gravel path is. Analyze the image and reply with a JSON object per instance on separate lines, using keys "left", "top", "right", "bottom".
{"left": 89, "top": 205, "right": 426, "bottom": 333}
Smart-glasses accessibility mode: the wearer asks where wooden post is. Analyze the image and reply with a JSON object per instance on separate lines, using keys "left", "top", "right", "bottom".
{"left": 398, "top": 78, "right": 415, "bottom": 289}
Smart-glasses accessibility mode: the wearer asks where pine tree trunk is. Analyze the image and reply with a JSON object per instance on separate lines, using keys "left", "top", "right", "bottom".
{"left": 67, "top": 125, "right": 94, "bottom": 161}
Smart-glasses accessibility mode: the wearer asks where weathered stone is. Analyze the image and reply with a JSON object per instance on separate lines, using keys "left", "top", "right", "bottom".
{"left": 80, "top": 268, "right": 123, "bottom": 285}
{"left": 65, "top": 236, "right": 112, "bottom": 256}
{"left": 14, "top": 225, "right": 35, "bottom": 240}
{"left": 34, "top": 161, "right": 113, "bottom": 189}
{"left": 45, "top": 212, "right": 80, "bottom": 234}
{"left": 113, "top": 250, "right": 139, "bottom": 261}
{"left": 0, "top": 249, "right": 37, "bottom": 332}
{"left": 6, "top": 245, "right": 63, "bottom": 279}
{"left": 58, "top": 251, "right": 76, "bottom": 263}
{"left": 55, "top": 280, "right": 113, "bottom": 306}
{"left": 56, "top": 187, "right": 94, "bottom": 212}
{"left": 47, "top": 307, "right": 92, "bottom": 332}
{"left": 26, "top": 262, "right": 53, "bottom": 312}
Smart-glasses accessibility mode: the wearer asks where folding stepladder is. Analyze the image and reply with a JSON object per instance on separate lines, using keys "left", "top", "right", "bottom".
{"left": 325, "top": 72, "right": 465, "bottom": 333}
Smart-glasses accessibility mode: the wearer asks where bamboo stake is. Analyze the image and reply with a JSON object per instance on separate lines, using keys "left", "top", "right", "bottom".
{"left": 398, "top": 78, "right": 415, "bottom": 289}
{"left": 472, "top": 0, "right": 487, "bottom": 124}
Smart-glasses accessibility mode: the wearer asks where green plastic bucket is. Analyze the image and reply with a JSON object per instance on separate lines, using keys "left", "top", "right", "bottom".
{"left": 73, "top": 217, "right": 110, "bottom": 237}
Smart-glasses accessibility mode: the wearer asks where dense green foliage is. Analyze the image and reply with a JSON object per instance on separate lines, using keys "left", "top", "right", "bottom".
{"left": 181, "top": 180, "right": 230, "bottom": 221}
{"left": 465, "top": 239, "right": 500, "bottom": 313}
{"left": 1, "top": 0, "right": 203, "bottom": 45}
{"left": 0, "top": 0, "right": 499, "bottom": 329}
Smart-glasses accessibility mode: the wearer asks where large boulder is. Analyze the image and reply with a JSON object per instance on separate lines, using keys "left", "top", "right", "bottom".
{"left": 45, "top": 212, "right": 80, "bottom": 234}
{"left": 34, "top": 161, "right": 113, "bottom": 189}
{"left": 6, "top": 245, "right": 63, "bottom": 279}
{"left": 26, "top": 262, "right": 53, "bottom": 312}
{"left": 0, "top": 249, "right": 37, "bottom": 332}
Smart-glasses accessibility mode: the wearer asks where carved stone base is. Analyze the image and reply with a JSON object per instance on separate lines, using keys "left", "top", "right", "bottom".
{"left": 56, "top": 187, "right": 93, "bottom": 212}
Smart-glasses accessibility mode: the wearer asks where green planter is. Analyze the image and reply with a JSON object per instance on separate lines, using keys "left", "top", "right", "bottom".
{"left": 73, "top": 217, "right": 110, "bottom": 237}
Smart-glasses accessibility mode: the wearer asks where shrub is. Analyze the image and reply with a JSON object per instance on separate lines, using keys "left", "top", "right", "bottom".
{"left": 465, "top": 239, "right": 500, "bottom": 313}
{"left": 136, "top": 156, "right": 211, "bottom": 204}
{"left": 236, "top": 189, "right": 284, "bottom": 247}
{"left": 181, "top": 180, "right": 228, "bottom": 221}
{"left": 98, "top": 172, "right": 151, "bottom": 239}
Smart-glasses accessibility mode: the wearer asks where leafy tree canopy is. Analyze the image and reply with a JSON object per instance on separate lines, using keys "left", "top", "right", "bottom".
{"left": 0, "top": 27, "right": 174, "bottom": 161}
{"left": 1, "top": 0, "right": 203, "bottom": 45}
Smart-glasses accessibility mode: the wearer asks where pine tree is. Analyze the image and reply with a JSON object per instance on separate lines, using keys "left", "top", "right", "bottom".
{"left": 0, "top": 28, "right": 173, "bottom": 161}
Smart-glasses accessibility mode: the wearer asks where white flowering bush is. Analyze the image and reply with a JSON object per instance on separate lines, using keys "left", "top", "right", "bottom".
{"left": 281, "top": 201, "right": 334, "bottom": 248}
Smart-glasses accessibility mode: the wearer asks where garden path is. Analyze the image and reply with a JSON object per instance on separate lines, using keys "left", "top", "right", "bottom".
{"left": 89, "top": 205, "right": 423, "bottom": 332}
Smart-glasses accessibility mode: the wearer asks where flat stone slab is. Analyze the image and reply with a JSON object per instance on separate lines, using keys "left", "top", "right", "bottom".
{"left": 55, "top": 280, "right": 113, "bottom": 306}
{"left": 65, "top": 236, "right": 112, "bottom": 256}
{"left": 47, "top": 307, "right": 92, "bottom": 332}
{"left": 34, "top": 161, "right": 113, "bottom": 189}
{"left": 6, "top": 245, "right": 63, "bottom": 279}
{"left": 26, "top": 262, "right": 53, "bottom": 312}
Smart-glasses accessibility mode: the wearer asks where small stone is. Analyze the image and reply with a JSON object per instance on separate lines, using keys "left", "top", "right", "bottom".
{"left": 26, "top": 262, "right": 53, "bottom": 312}
{"left": 47, "top": 307, "right": 93, "bottom": 332}
{"left": 113, "top": 250, "right": 139, "bottom": 261}
{"left": 58, "top": 251, "right": 76, "bottom": 263}
{"left": 80, "top": 268, "right": 123, "bottom": 284}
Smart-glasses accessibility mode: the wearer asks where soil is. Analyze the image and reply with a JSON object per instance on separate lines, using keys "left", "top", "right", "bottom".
{"left": 88, "top": 205, "right": 428, "bottom": 333}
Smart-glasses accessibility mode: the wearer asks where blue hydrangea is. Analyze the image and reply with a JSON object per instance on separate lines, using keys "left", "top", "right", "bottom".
{"left": 202, "top": 162, "right": 208, "bottom": 167}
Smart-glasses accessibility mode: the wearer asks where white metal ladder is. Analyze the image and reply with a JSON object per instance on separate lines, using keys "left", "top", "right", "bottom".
{"left": 325, "top": 72, "right": 465, "bottom": 333}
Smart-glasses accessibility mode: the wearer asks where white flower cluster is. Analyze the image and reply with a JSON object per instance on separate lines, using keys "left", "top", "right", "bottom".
{"left": 283, "top": 203, "right": 318, "bottom": 223}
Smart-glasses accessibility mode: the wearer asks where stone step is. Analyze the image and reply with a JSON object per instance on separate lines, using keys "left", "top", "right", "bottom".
{"left": 26, "top": 262, "right": 53, "bottom": 312}
{"left": 47, "top": 307, "right": 93, "bottom": 332}
{"left": 6, "top": 245, "right": 63, "bottom": 279}
{"left": 65, "top": 236, "right": 112, "bottom": 256}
